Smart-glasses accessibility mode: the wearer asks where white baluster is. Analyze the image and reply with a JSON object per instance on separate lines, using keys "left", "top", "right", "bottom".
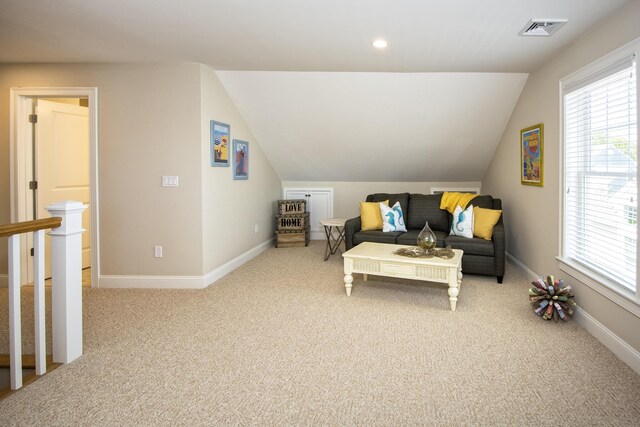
{"left": 8, "top": 234, "right": 23, "bottom": 390}
{"left": 46, "top": 201, "right": 87, "bottom": 364}
{"left": 33, "top": 229, "right": 46, "bottom": 375}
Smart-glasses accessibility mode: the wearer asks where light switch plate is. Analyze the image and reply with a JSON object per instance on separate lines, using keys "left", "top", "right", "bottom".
{"left": 162, "top": 176, "right": 179, "bottom": 187}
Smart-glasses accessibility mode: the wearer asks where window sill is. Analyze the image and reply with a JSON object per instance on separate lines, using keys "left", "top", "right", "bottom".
{"left": 557, "top": 257, "right": 640, "bottom": 317}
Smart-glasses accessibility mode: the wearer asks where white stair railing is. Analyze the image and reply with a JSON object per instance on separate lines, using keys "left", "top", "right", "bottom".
{"left": 47, "top": 201, "right": 87, "bottom": 365}
{"left": 1, "top": 201, "right": 86, "bottom": 390}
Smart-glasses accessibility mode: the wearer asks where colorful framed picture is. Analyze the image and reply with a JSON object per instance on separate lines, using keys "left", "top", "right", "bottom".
{"left": 232, "top": 139, "right": 249, "bottom": 180}
{"left": 210, "top": 120, "right": 230, "bottom": 167}
{"left": 521, "top": 123, "right": 544, "bottom": 186}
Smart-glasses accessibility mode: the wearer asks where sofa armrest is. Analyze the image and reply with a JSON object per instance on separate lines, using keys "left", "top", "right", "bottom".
{"left": 492, "top": 215, "right": 505, "bottom": 278}
{"left": 344, "top": 216, "right": 361, "bottom": 250}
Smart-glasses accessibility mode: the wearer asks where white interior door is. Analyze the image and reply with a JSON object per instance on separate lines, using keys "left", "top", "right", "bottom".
{"left": 285, "top": 190, "right": 309, "bottom": 206}
{"left": 36, "top": 99, "right": 90, "bottom": 277}
{"left": 307, "top": 190, "right": 332, "bottom": 238}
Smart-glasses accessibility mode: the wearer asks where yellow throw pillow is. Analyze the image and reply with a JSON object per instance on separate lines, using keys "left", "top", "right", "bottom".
{"left": 473, "top": 206, "right": 502, "bottom": 240}
{"left": 360, "top": 200, "right": 389, "bottom": 231}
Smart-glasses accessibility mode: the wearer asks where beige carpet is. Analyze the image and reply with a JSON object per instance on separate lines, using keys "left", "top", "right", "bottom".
{"left": 1, "top": 241, "right": 639, "bottom": 425}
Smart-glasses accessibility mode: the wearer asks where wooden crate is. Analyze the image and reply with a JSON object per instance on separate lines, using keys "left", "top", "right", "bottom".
{"left": 278, "top": 199, "right": 306, "bottom": 215}
{"left": 275, "top": 212, "right": 309, "bottom": 231}
{"left": 275, "top": 230, "right": 309, "bottom": 248}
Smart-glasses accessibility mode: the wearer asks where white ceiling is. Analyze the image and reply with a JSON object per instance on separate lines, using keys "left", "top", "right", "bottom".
{"left": 0, "top": 0, "right": 632, "bottom": 182}
{"left": 0, "top": 0, "right": 631, "bottom": 71}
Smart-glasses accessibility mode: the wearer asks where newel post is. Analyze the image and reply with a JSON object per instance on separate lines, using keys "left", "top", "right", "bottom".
{"left": 46, "top": 201, "right": 87, "bottom": 364}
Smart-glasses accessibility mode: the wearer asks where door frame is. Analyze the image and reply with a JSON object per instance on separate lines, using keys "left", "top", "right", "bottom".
{"left": 10, "top": 87, "right": 100, "bottom": 288}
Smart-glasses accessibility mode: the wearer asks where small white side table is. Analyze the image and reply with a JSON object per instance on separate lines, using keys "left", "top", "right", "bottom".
{"left": 320, "top": 218, "right": 346, "bottom": 261}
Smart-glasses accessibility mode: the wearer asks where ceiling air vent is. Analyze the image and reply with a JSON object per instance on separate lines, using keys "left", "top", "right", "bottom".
{"left": 518, "top": 19, "right": 568, "bottom": 37}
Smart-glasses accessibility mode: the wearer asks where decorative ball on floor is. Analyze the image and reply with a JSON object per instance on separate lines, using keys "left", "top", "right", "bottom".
{"left": 529, "top": 275, "right": 576, "bottom": 322}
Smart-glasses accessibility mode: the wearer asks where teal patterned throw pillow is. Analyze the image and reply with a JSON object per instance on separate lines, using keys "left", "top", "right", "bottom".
{"left": 380, "top": 202, "right": 407, "bottom": 232}
{"left": 450, "top": 204, "right": 474, "bottom": 238}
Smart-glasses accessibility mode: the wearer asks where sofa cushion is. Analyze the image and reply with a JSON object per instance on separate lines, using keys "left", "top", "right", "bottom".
{"left": 407, "top": 193, "right": 450, "bottom": 232}
{"left": 396, "top": 230, "right": 448, "bottom": 248}
{"left": 470, "top": 194, "right": 494, "bottom": 209}
{"left": 443, "top": 235, "right": 495, "bottom": 256}
{"left": 353, "top": 230, "right": 403, "bottom": 246}
{"left": 366, "top": 193, "right": 410, "bottom": 221}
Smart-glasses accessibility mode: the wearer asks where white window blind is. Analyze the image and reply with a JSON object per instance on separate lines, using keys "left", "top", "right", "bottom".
{"left": 563, "top": 54, "right": 637, "bottom": 294}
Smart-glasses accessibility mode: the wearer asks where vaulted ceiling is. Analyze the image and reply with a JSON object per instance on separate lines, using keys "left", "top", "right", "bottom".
{"left": 0, "top": 0, "right": 633, "bottom": 181}
{"left": 217, "top": 71, "right": 528, "bottom": 181}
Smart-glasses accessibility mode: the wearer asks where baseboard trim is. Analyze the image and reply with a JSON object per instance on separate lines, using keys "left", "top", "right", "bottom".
{"left": 506, "top": 251, "right": 640, "bottom": 375}
{"left": 0, "top": 274, "right": 6, "bottom": 288}
{"left": 310, "top": 231, "right": 324, "bottom": 240}
{"left": 574, "top": 306, "right": 640, "bottom": 375}
{"left": 98, "top": 274, "right": 205, "bottom": 289}
{"left": 202, "top": 238, "right": 273, "bottom": 287}
{"left": 98, "top": 238, "right": 274, "bottom": 289}
{"left": 505, "top": 251, "right": 538, "bottom": 281}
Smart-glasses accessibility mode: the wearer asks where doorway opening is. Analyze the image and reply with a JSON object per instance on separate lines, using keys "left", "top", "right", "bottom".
{"left": 10, "top": 88, "right": 99, "bottom": 288}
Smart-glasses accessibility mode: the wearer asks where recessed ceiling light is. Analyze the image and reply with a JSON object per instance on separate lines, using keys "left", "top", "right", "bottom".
{"left": 372, "top": 39, "right": 388, "bottom": 49}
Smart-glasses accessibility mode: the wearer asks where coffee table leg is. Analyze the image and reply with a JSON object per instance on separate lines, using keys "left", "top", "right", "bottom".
{"left": 344, "top": 274, "right": 353, "bottom": 296}
{"left": 448, "top": 265, "right": 463, "bottom": 311}
{"left": 448, "top": 286, "right": 458, "bottom": 311}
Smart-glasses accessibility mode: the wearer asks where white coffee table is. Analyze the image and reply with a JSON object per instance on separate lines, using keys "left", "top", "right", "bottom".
{"left": 342, "top": 242, "right": 463, "bottom": 311}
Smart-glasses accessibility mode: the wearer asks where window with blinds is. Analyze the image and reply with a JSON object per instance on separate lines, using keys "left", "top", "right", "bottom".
{"left": 562, "top": 52, "right": 638, "bottom": 295}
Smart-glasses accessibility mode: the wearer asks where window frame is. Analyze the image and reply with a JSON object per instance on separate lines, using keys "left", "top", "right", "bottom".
{"left": 558, "top": 37, "right": 640, "bottom": 315}
{"left": 625, "top": 205, "right": 637, "bottom": 225}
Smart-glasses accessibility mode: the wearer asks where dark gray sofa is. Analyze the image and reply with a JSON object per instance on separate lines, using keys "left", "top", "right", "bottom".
{"left": 344, "top": 192, "right": 505, "bottom": 283}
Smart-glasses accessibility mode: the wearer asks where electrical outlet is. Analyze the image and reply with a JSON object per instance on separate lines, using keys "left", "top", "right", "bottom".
{"left": 154, "top": 246, "right": 163, "bottom": 258}
{"left": 254, "top": 224, "right": 259, "bottom": 234}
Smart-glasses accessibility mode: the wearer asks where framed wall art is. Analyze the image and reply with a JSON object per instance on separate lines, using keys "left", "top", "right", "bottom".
{"left": 232, "top": 139, "right": 249, "bottom": 180}
{"left": 521, "top": 123, "right": 544, "bottom": 186}
{"left": 210, "top": 120, "right": 230, "bottom": 167}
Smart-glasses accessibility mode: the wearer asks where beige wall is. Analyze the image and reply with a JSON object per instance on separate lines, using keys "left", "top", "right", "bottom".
{"left": 1, "top": 63, "right": 282, "bottom": 282}
{"left": 482, "top": 0, "right": 640, "bottom": 351}
{"left": 282, "top": 181, "right": 483, "bottom": 219}
{"left": 0, "top": 63, "right": 204, "bottom": 276}
{"left": 200, "top": 65, "right": 281, "bottom": 273}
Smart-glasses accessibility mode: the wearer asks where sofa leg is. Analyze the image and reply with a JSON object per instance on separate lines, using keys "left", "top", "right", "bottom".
{"left": 497, "top": 275, "right": 503, "bottom": 284}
